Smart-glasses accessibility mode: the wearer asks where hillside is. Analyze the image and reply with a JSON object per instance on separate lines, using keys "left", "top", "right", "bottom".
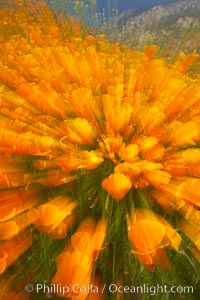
{"left": 101, "top": 0, "right": 200, "bottom": 54}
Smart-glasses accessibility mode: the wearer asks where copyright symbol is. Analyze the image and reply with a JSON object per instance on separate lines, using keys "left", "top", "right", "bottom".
{"left": 25, "top": 284, "right": 34, "bottom": 293}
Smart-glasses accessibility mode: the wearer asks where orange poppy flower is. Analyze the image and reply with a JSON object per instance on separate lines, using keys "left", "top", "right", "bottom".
{"left": 128, "top": 209, "right": 181, "bottom": 268}
{"left": 52, "top": 250, "right": 92, "bottom": 299}
{"left": 103, "top": 95, "right": 133, "bottom": 133}
{"left": 64, "top": 118, "right": 98, "bottom": 145}
{"left": 0, "top": 189, "right": 39, "bottom": 222}
{"left": 166, "top": 121, "right": 199, "bottom": 147}
{"left": 70, "top": 87, "right": 102, "bottom": 125}
{"left": 152, "top": 188, "right": 185, "bottom": 214}
{"left": 138, "top": 106, "right": 165, "bottom": 135}
{"left": 101, "top": 173, "right": 132, "bottom": 200}
{"left": 119, "top": 144, "right": 139, "bottom": 162}
{"left": 101, "top": 137, "right": 124, "bottom": 154}
{"left": 0, "top": 231, "right": 32, "bottom": 275}
{"left": 28, "top": 196, "right": 77, "bottom": 234}
{"left": 50, "top": 214, "right": 77, "bottom": 239}
{"left": 0, "top": 212, "right": 30, "bottom": 240}
{"left": 54, "top": 153, "right": 83, "bottom": 172}
{"left": 144, "top": 169, "right": 171, "bottom": 187}
{"left": 80, "top": 150, "right": 104, "bottom": 170}
{"left": 175, "top": 178, "right": 200, "bottom": 206}
{"left": 114, "top": 162, "right": 142, "bottom": 184}
{"left": 71, "top": 219, "right": 107, "bottom": 260}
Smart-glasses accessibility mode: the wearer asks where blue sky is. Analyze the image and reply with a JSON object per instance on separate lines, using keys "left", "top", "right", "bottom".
{"left": 96, "top": 0, "right": 175, "bottom": 13}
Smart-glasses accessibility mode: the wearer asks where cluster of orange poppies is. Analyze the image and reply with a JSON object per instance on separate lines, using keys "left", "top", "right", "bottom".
{"left": 0, "top": 0, "right": 200, "bottom": 299}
